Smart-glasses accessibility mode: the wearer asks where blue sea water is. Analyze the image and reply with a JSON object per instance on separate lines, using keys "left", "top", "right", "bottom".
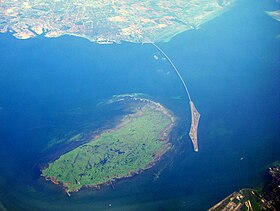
{"left": 0, "top": 0, "right": 279, "bottom": 210}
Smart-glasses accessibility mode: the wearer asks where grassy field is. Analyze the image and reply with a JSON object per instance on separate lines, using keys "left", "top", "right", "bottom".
{"left": 41, "top": 102, "right": 174, "bottom": 193}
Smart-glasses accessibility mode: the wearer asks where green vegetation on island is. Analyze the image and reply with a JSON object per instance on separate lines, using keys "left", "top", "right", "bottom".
{"left": 41, "top": 97, "right": 175, "bottom": 193}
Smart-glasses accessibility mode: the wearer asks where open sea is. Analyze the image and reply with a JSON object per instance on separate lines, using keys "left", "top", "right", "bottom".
{"left": 0, "top": 0, "right": 279, "bottom": 210}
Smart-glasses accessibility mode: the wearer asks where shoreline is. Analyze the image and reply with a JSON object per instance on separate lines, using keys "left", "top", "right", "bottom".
{"left": 46, "top": 142, "right": 172, "bottom": 195}
{"left": 42, "top": 97, "right": 176, "bottom": 194}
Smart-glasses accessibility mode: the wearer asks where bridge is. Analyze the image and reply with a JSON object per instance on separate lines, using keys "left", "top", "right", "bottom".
{"left": 151, "top": 43, "right": 200, "bottom": 152}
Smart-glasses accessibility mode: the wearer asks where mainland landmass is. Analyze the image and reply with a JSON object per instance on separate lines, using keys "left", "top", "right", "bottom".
{"left": 0, "top": 0, "right": 233, "bottom": 43}
{"left": 208, "top": 162, "right": 280, "bottom": 211}
{"left": 41, "top": 96, "right": 175, "bottom": 194}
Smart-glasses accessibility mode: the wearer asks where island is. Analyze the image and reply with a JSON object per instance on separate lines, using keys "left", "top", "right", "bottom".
{"left": 189, "top": 101, "right": 200, "bottom": 152}
{"left": 0, "top": 0, "right": 234, "bottom": 43}
{"left": 41, "top": 97, "right": 175, "bottom": 194}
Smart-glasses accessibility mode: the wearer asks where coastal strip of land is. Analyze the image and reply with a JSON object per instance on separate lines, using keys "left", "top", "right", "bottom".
{"left": 0, "top": 0, "right": 234, "bottom": 43}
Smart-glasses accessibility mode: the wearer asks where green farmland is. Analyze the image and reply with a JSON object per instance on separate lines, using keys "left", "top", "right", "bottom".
{"left": 42, "top": 101, "right": 175, "bottom": 193}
